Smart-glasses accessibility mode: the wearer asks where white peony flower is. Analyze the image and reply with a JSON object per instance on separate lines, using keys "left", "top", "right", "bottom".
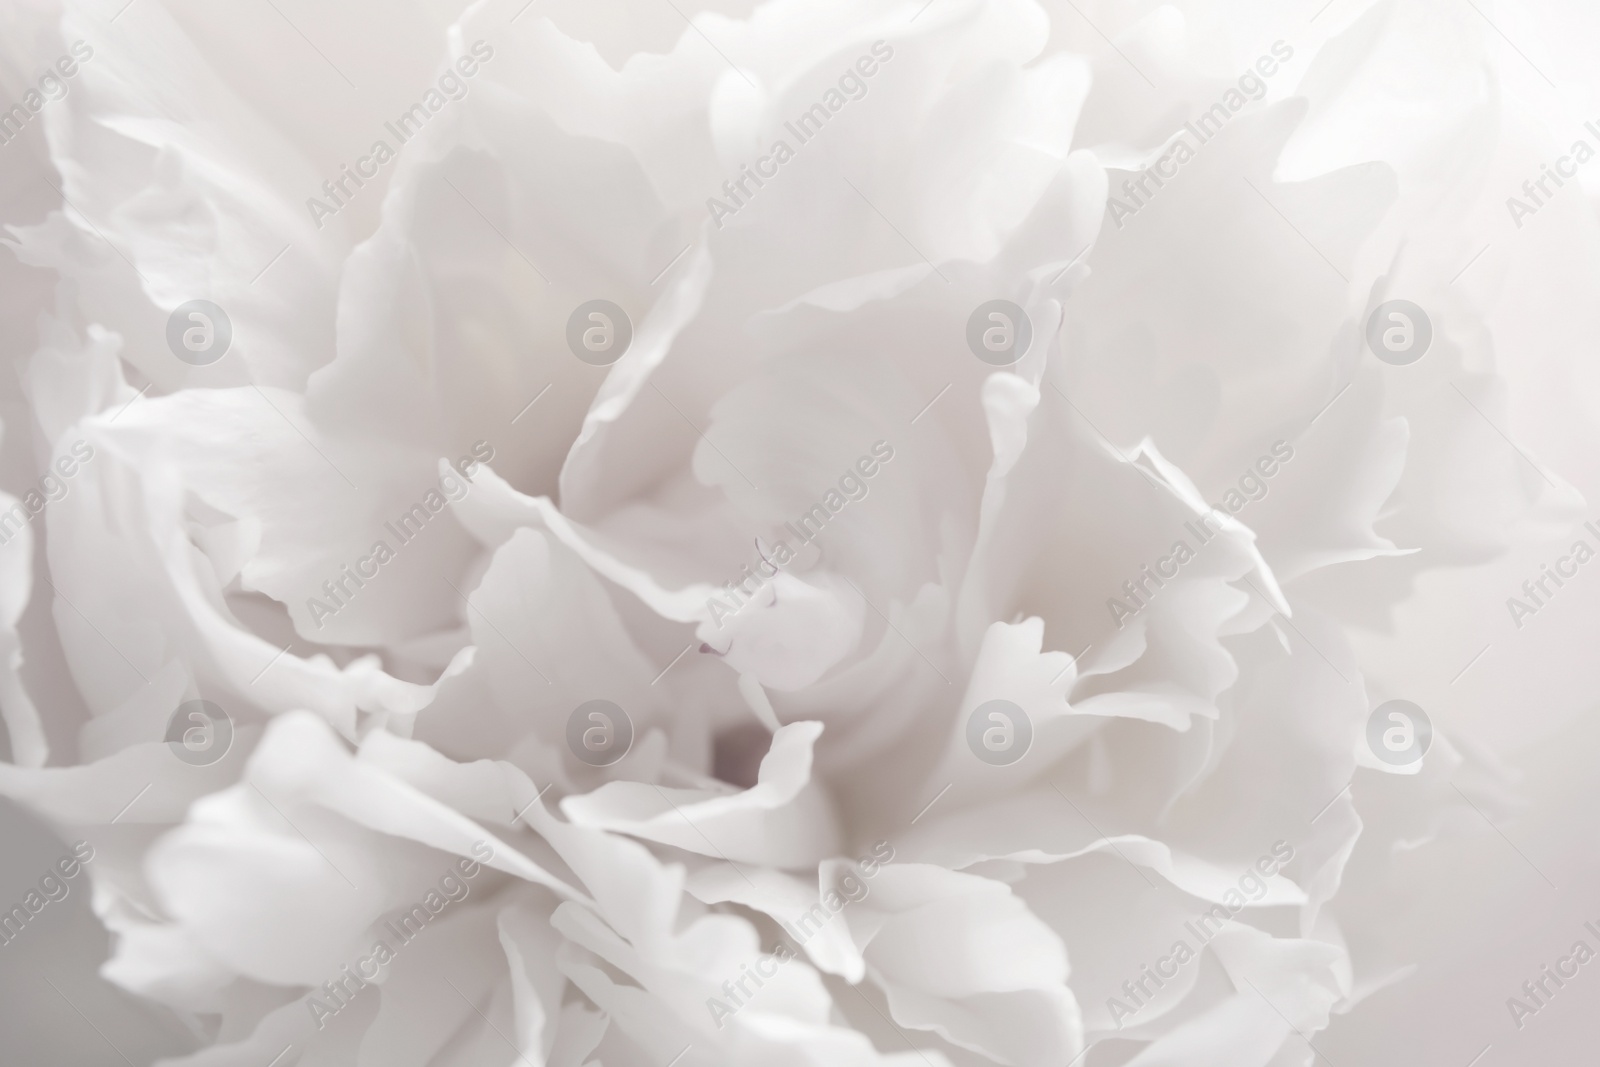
{"left": 1, "top": 0, "right": 1598, "bottom": 1065}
